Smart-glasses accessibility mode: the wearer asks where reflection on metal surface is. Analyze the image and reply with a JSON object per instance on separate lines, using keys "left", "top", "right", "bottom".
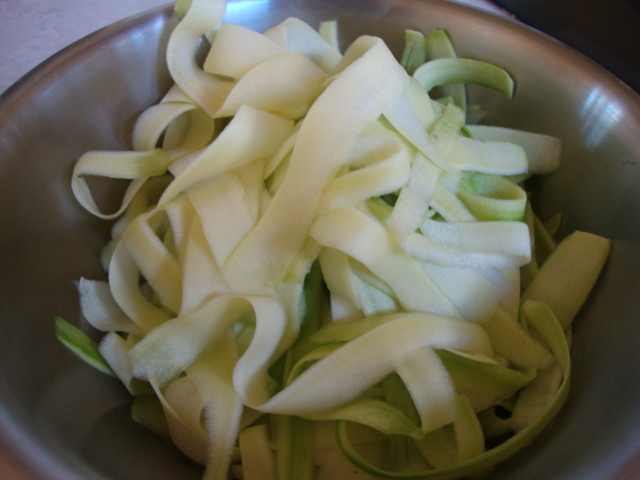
{"left": 580, "top": 87, "right": 623, "bottom": 149}
{"left": 227, "top": 0, "right": 271, "bottom": 18}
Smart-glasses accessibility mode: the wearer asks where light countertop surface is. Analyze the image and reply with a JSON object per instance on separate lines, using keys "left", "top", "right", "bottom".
{"left": 0, "top": 0, "right": 507, "bottom": 478}
{"left": 0, "top": 0, "right": 171, "bottom": 95}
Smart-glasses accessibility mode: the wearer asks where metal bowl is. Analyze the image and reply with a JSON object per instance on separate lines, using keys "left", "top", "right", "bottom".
{"left": 1, "top": 1, "right": 639, "bottom": 479}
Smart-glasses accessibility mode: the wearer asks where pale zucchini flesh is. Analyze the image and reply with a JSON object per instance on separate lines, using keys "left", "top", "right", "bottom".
{"left": 55, "top": 1, "right": 611, "bottom": 479}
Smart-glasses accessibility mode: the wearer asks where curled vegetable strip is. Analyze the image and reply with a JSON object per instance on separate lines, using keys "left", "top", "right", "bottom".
{"left": 430, "top": 181, "right": 476, "bottom": 222}
{"left": 317, "top": 137, "right": 411, "bottom": 214}
{"left": 446, "top": 136, "right": 528, "bottom": 175}
{"left": 204, "top": 22, "right": 287, "bottom": 79}
{"left": 238, "top": 424, "right": 277, "bottom": 480}
{"left": 317, "top": 248, "right": 363, "bottom": 315}
{"left": 458, "top": 173, "right": 528, "bottom": 221}
{"left": 133, "top": 102, "right": 196, "bottom": 150}
{"left": 436, "top": 349, "right": 536, "bottom": 412}
{"left": 401, "top": 30, "right": 426, "bottom": 76}
{"left": 485, "top": 306, "right": 555, "bottom": 370}
{"left": 151, "top": 376, "right": 208, "bottom": 464}
{"left": 187, "top": 171, "right": 257, "bottom": 267}
{"left": 389, "top": 151, "right": 441, "bottom": 239}
{"left": 404, "top": 232, "right": 527, "bottom": 270}
{"left": 467, "top": 124, "right": 562, "bottom": 174}
{"left": 413, "top": 58, "right": 515, "bottom": 99}
{"left": 98, "top": 332, "right": 150, "bottom": 395}
{"left": 403, "top": 218, "right": 532, "bottom": 271}
{"left": 110, "top": 194, "right": 195, "bottom": 328}
{"left": 121, "top": 207, "right": 184, "bottom": 314}
{"left": 383, "top": 90, "right": 454, "bottom": 173}
{"left": 453, "top": 395, "right": 485, "bottom": 463}
{"left": 108, "top": 242, "right": 172, "bottom": 333}
{"left": 77, "top": 278, "right": 142, "bottom": 335}
{"left": 166, "top": 0, "right": 232, "bottom": 115}
{"left": 429, "top": 103, "right": 466, "bottom": 157}
{"left": 393, "top": 346, "right": 457, "bottom": 434}
{"left": 418, "top": 263, "right": 503, "bottom": 324}
{"left": 107, "top": 175, "right": 173, "bottom": 244}
{"left": 132, "top": 102, "right": 215, "bottom": 151}
{"left": 133, "top": 104, "right": 216, "bottom": 163}
{"left": 186, "top": 332, "right": 243, "bottom": 480}
{"left": 424, "top": 29, "right": 466, "bottom": 112}
{"left": 71, "top": 149, "right": 169, "bottom": 220}
{"left": 420, "top": 219, "right": 530, "bottom": 259}
{"left": 73, "top": 98, "right": 214, "bottom": 221}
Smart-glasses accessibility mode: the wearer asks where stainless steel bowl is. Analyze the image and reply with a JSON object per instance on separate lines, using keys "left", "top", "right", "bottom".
{"left": 1, "top": 1, "right": 639, "bottom": 479}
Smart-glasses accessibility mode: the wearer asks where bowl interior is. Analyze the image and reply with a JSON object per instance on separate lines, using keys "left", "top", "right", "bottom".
{"left": 1, "top": 1, "right": 639, "bottom": 479}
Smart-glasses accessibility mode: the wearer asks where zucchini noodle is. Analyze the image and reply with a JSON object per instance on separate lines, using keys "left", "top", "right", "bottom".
{"left": 58, "top": 1, "right": 611, "bottom": 479}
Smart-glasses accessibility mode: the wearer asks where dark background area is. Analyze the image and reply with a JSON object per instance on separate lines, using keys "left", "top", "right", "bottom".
{"left": 492, "top": 0, "right": 640, "bottom": 93}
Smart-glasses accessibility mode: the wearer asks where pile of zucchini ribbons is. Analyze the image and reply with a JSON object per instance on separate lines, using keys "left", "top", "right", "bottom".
{"left": 57, "top": 0, "right": 611, "bottom": 478}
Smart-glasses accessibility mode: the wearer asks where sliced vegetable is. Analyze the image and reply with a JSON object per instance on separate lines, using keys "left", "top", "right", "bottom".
{"left": 57, "top": 3, "right": 611, "bottom": 480}
{"left": 55, "top": 316, "right": 115, "bottom": 377}
{"left": 131, "top": 396, "right": 171, "bottom": 439}
{"left": 424, "top": 29, "right": 466, "bottom": 112}
{"left": 521, "top": 231, "right": 611, "bottom": 329}
{"left": 239, "top": 424, "right": 277, "bottom": 480}
{"left": 413, "top": 58, "right": 514, "bottom": 100}
{"left": 401, "top": 30, "right": 426, "bottom": 75}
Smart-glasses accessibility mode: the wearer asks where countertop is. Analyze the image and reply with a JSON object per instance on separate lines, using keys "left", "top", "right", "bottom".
{"left": 0, "top": 0, "right": 170, "bottom": 95}
{"left": 0, "top": 0, "right": 506, "bottom": 478}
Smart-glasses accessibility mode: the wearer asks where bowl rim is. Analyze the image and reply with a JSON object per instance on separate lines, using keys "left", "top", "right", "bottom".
{"left": 0, "top": 1, "right": 639, "bottom": 479}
